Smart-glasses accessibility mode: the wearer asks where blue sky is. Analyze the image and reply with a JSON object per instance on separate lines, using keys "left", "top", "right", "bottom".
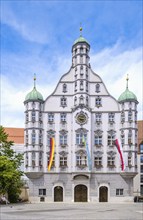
{"left": 1, "top": 0, "right": 143, "bottom": 127}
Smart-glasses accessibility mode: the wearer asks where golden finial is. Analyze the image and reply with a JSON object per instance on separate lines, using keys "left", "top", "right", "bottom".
{"left": 80, "top": 23, "right": 82, "bottom": 36}
{"left": 34, "top": 73, "right": 36, "bottom": 87}
{"left": 126, "top": 74, "right": 129, "bottom": 89}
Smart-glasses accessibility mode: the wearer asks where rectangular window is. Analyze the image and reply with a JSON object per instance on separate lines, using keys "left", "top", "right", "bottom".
{"left": 141, "top": 165, "right": 143, "bottom": 173}
{"left": 140, "top": 144, "right": 143, "bottom": 153}
{"left": 128, "top": 111, "right": 132, "bottom": 121}
{"left": 76, "top": 155, "right": 87, "bottom": 166}
{"left": 60, "top": 134, "right": 67, "bottom": 145}
{"left": 107, "top": 134, "right": 115, "bottom": 146}
{"left": 32, "top": 111, "right": 36, "bottom": 122}
{"left": 39, "top": 131, "right": 42, "bottom": 144}
{"left": 39, "top": 189, "right": 46, "bottom": 196}
{"left": 39, "top": 112, "right": 42, "bottom": 122}
{"left": 141, "top": 185, "right": 143, "bottom": 195}
{"left": 95, "top": 97, "right": 102, "bottom": 107}
{"left": 39, "top": 152, "right": 42, "bottom": 166}
{"left": 76, "top": 133, "right": 87, "bottom": 145}
{"left": 141, "top": 175, "right": 143, "bottom": 183}
{"left": 26, "top": 112, "right": 29, "bottom": 122}
{"left": 116, "top": 189, "right": 123, "bottom": 196}
{"left": 48, "top": 113, "right": 54, "bottom": 123}
{"left": 60, "top": 113, "right": 66, "bottom": 122}
{"left": 107, "top": 156, "right": 115, "bottom": 167}
{"left": 141, "top": 156, "right": 143, "bottom": 163}
{"left": 32, "top": 152, "right": 36, "bottom": 167}
{"left": 128, "top": 156, "right": 132, "bottom": 167}
{"left": 32, "top": 130, "right": 36, "bottom": 145}
{"left": 95, "top": 113, "right": 102, "bottom": 123}
{"left": 61, "top": 97, "right": 67, "bottom": 107}
{"left": 94, "top": 157, "right": 102, "bottom": 167}
{"left": 94, "top": 135, "right": 102, "bottom": 145}
{"left": 60, "top": 156, "right": 67, "bottom": 167}
{"left": 47, "top": 156, "right": 55, "bottom": 167}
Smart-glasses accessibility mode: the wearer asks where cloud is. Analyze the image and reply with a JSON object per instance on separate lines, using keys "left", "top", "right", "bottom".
{"left": 90, "top": 42, "right": 142, "bottom": 119}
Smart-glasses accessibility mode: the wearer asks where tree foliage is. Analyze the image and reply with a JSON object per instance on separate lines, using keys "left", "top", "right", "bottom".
{"left": 0, "top": 126, "right": 23, "bottom": 202}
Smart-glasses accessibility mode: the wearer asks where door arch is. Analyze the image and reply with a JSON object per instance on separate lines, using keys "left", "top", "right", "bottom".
{"left": 99, "top": 186, "right": 108, "bottom": 202}
{"left": 74, "top": 184, "right": 87, "bottom": 202}
{"left": 54, "top": 186, "right": 63, "bottom": 202}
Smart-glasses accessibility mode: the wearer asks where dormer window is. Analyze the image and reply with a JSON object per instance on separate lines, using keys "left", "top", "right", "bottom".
{"left": 61, "top": 97, "right": 67, "bottom": 107}
{"left": 63, "top": 84, "right": 67, "bottom": 93}
{"left": 95, "top": 97, "right": 102, "bottom": 107}
{"left": 95, "top": 84, "right": 100, "bottom": 93}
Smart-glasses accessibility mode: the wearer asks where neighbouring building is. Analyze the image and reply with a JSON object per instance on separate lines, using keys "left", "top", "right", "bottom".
{"left": 24, "top": 30, "right": 139, "bottom": 202}
{"left": 134, "top": 120, "right": 143, "bottom": 196}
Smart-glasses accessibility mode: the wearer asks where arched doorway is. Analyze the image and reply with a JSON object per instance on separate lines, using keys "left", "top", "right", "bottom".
{"left": 54, "top": 186, "right": 63, "bottom": 202}
{"left": 74, "top": 184, "right": 87, "bottom": 202}
{"left": 99, "top": 186, "right": 108, "bottom": 202}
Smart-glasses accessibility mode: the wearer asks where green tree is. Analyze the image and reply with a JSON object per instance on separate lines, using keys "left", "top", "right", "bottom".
{"left": 0, "top": 126, "right": 23, "bottom": 202}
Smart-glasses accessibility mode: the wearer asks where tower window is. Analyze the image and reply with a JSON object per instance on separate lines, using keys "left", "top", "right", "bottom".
{"left": 32, "top": 111, "right": 36, "bottom": 122}
{"left": 80, "top": 55, "right": 83, "bottom": 64}
{"left": 32, "top": 152, "right": 36, "bottom": 167}
{"left": 32, "top": 130, "right": 36, "bottom": 145}
{"left": 79, "top": 95, "right": 84, "bottom": 105}
{"left": 128, "top": 110, "right": 132, "bottom": 122}
{"left": 80, "top": 81, "right": 84, "bottom": 90}
{"left": 80, "top": 47, "right": 83, "bottom": 53}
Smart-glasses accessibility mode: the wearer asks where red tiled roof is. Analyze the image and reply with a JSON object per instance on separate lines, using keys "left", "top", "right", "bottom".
{"left": 4, "top": 128, "right": 24, "bottom": 144}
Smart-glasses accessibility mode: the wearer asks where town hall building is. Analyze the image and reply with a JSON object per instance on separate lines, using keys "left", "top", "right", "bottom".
{"left": 24, "top": 30, "right": 138, "bottom": 202}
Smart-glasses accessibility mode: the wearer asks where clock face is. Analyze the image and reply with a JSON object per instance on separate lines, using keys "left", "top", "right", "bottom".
{"left": 76, "top": 112, "right": 87, "bottom": 125}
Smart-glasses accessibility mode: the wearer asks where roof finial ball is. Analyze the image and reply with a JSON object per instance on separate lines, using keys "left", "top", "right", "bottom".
{"left": 34, "top": 73, "right": 36, "bottom": 88}
{"left": 80, "top": 23, "right": 82, "bottom": 36}
{"left": 126, "top": 74, "right": 129, "bottom": 89}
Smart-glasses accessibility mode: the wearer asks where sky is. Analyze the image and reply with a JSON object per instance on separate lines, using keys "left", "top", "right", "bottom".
{"left": 0, "top": 0, "right": 143, "bottom": 128}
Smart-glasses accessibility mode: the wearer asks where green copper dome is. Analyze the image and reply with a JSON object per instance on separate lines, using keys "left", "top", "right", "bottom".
{"left": 25, "top": 86, "right": 43, "bottom": 102}
{"left": 74, "top": 36, "right": 89, "bottom": 45}
{"left": 118, "top": 88, "right": 137, "bottom": 102}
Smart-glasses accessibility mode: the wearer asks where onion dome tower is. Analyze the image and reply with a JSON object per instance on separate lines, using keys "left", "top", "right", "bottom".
{"left": 118, "top": 75, "right": 138, "bottom": 174}
{"left": 24, "top": 75, "right": 44, "bottom": 178}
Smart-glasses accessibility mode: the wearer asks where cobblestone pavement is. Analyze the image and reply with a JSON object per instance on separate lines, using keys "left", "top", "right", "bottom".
{"left": 0, "top": 202, "right": 143, "bottom": 220}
